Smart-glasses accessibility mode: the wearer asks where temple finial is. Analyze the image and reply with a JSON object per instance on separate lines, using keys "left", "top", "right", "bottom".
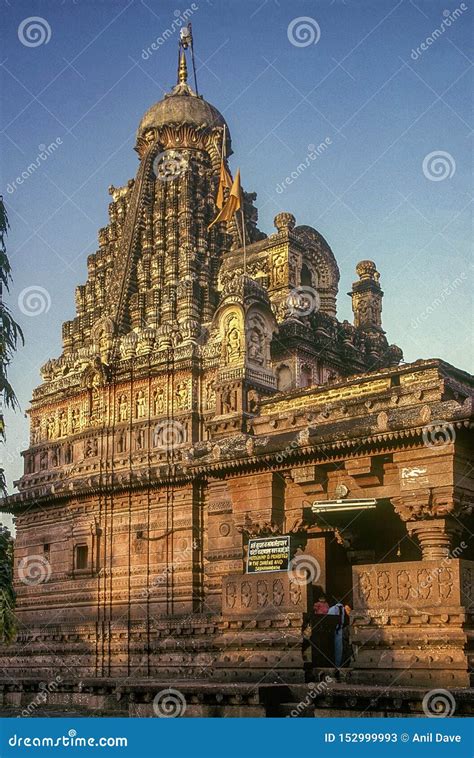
{"left": 178, "top": 49, "right": 188, "bottom": 85}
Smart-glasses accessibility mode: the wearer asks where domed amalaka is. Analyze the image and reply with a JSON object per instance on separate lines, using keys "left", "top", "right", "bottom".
{"left": 137, "top": 51, "right": 229, "bottom": 144}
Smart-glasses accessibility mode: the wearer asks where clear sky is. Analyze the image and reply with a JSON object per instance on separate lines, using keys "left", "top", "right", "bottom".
{"left": 1, "top": 0, "right": 472, "bottom": 524}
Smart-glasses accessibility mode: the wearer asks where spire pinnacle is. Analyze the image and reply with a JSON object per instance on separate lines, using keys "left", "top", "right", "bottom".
{"left": 178, "top": 49, "right": 188, "bottom": 85}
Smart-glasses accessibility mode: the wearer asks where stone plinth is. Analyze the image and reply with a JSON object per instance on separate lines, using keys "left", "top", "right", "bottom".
{"left": 349, "top": 559, "right": 474, "bottom": 687}
{"left": 217, "top": 573, "right": 309, "bottom": 684}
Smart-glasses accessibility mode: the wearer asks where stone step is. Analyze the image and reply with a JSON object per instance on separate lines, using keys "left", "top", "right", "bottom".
{"left": 274, "top": 701, "right": 314, "bottom": 718}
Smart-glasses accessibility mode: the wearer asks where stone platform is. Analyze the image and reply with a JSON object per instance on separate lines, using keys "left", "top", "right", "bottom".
{"left": 1, "top": 678, "right": 473, "bottom": 718}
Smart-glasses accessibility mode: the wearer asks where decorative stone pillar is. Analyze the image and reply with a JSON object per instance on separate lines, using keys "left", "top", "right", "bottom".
{"left": 350, "top": 260, "right": 383, "bottom": 331}
{"left": 392, "top": 489, "right": 464, "bottom": 561}
{"left": 406, "top": 517, "right": 462, "bottom": 560}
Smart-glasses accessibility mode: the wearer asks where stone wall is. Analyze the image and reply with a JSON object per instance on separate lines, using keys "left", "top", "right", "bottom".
{"left": 350, "top": 559, "right": 474, "bottom": 687}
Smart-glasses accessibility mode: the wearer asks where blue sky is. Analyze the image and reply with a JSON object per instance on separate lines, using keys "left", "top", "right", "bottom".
{"left": 0, "top": 0, "right": 472, "bottom": 518}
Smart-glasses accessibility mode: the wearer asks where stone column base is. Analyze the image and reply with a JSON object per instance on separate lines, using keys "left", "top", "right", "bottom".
{"left": 406, "top": 518, "right": 463, "bottom": 561}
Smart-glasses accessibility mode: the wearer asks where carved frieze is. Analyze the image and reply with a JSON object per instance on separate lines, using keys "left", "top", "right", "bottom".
{"left": 221, "top": 573, "right": 308, "bottom": 617}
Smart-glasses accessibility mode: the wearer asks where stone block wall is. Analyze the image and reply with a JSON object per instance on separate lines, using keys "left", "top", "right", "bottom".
{"left": 350, "top": 559, "right": 473, "bottom": 687}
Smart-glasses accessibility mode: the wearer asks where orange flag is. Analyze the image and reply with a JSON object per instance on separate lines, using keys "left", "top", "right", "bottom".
{"left": 216, "top": 160, "right": 232, "bottom": 210}
{"left": 208, "top": 169, "right": 242, "bottom": 229}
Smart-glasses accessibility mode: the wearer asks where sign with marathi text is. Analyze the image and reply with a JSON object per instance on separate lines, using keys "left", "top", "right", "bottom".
{"left": 400, "top": 465, "right": 430, "bottom": 489}
{"left": 246, "top": 535, "right": 290, "bottom": 574}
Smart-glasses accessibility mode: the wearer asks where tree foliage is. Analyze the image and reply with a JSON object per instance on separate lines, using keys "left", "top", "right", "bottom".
{"left": 0, "top": 527, "right": 16, "bottom": 643}
{"left": 0, "top": 195, "right": 24, "bottom": 497}
{"left": 0, "top": 195, "right": 22, "bottom": 644}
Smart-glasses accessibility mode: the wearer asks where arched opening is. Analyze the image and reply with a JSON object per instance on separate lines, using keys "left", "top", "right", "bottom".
{"left": 300, "top": 364, "right": 312, "bottom": 388}
{"left": 301, "top": 263, "right": 313, "bottom": 287}
{"left": 75, "top": 544, "right": 89, "bottom": 570}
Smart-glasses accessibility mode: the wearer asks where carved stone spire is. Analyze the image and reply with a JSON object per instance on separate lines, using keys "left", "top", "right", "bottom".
{"left": 350, "top": 260, "right": 384, "bottom": 332}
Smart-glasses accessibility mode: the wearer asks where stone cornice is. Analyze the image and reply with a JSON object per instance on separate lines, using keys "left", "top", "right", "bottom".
{"left": 6, "top": 413, "right": 472, "bottom": 513}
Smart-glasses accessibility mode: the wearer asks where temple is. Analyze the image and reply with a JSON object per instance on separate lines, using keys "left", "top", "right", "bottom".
{"left": 2, "top": 40, "right": 473, "bottom": 718}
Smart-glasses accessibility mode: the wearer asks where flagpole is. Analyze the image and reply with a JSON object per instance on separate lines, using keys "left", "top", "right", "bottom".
{"left": 221, "top": 124, "right": 226, "bottom": 162}
{"left": 188, "top": 24, "right": 199, "bottom": 94}
{"left": 240, "top": 208, "right": 247, "bottom": 276}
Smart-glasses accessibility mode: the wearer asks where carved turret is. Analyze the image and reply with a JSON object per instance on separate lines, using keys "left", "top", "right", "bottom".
{"left": 350, "top": 260, "right": 384, "bottom": 332}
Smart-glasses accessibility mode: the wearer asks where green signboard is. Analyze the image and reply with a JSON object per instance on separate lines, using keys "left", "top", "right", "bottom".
{"left": 246, "top": 535, "right": 290, "bottom": 573}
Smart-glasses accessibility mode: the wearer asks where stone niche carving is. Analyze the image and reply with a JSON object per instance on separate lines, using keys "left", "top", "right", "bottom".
{"left": 152, "top": 386, "right": 166, "bottom": 415}
{"left": 90, "top": 387, "right": 103, "bottom": 424}
{"left": 222, "top": 311, "right": 243, "bottom": 365}
{"left": 59, "top": 411, "right": 68, "bottom": 437}
{"left": 135, "top": 428, "right": 146, "bottom": 450}
{"left": 175, "top": 381, "right": 189, "bottom": 410}
{"left": 221, "top": 385, "right": 238, "bottom": 415}
{"left": 31, "top": 418, "right": 41, "bottom": 445}
{"left": 84, "top": 437, "right": 98, "bottom": 458}
{"left": 354, "top": 295, "right": 382, "bottom": 328}
{"left": 135, "top": 389, "right": 147, "bottom": 419}
{"left": 247, "top": 388, "right": 259, "bottom": 414}
{"left": 116, "top": 431, "right": 127, "bottom": 454}
{"left": 246, "top": 311, "right": 268, "bottom": 368}
{"left": 271, "top": 251, "right": 287, "bottom": 287}
{"left": 118, "top": 394, "right": 129, "bottom": 422}
{"left": 71, "top": 408, "right": 81, "bottom": 433}
{"left": 91, "top": 317, "right": 114, "bottom": 361}
{"left": 82, "top": 355, "right": 110, "bottom": 390}
{"left": 46, "top": 417, "right": 56, "bottom": 440}
{"left": 64, "top": 443, "right": 73, "bottom": 464}
{"left": 205, "top": 380, "right": 216, "bottom": 411}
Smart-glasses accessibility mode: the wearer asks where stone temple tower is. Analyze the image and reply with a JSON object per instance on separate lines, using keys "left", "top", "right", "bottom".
{"left": 65, "top": 50, "right": 234, "bottom": 362}
{"left": 3, "top": 36, "right": 472, "bottom": 717}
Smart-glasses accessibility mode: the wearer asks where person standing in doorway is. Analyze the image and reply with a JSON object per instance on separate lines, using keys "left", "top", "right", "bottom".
{"left": 313, "top": 593, "right": 329, "bottom": 615}
{"left": 328, "top": 599, "right": 346, "bottom": 668}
